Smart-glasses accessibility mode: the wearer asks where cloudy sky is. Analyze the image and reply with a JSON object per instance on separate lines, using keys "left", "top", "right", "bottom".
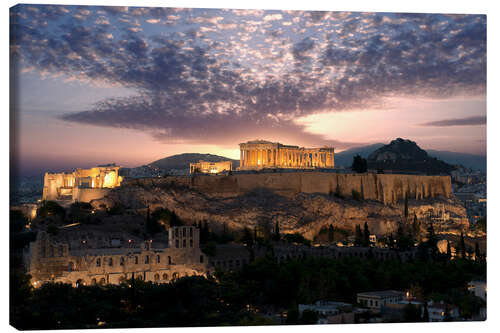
{"left": 10, "top": 3, "right": 486, "bottom": 175}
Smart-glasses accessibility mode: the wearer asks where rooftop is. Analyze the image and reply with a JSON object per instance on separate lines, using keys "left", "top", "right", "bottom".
{"left": 357, "top": 290, "right": 403, "bottom": 298}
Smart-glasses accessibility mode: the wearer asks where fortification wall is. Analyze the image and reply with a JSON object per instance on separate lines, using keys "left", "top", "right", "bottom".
{"left": 123, "top": 172, "right": 451, "bottom": 204}
{"left": 72, "top": 188, "right": 112, "bottom": 203}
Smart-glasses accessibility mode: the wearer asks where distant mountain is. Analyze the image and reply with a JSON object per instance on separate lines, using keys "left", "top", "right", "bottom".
{"left": 335, "top": 142, "right": 486, "bottom": 172}
{"left": 148, "top": 153, "right": 240, "bottom": 173}
{"left": 427, "top": 150, "right": 486, "bottom": 172}
{"left": 367, "top": 138, "right": 455, "bottom": 175}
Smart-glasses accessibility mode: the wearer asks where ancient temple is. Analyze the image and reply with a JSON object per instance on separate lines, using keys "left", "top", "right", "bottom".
{"left": 238, "top": 140, "right": 335, "bottom": 170}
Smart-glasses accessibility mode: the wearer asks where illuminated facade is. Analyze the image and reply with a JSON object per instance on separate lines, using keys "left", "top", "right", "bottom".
{"left": 238, "top": 140, "right": 335, "bottom": 170}
{"left": 189, "top": 160, "right": 232, "bottom": 175}
{"left": 42, "top": 165, "right": 123, "bottom": 202}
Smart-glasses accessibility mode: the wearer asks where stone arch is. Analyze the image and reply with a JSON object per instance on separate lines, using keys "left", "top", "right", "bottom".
{"left": 99, "top": 277, "right": 106, "bottom": 285}
{"left": 136, "top": 274, "right": 143, "bottom": 281}
{"left": 162, "top": 273, "right": 169, "bottom": 281}
{"left": 172, "top": 272, "right": 179, "bottom": 280}
{"left": 75, "top": 279, "right": 84, "bottom": 287}
{"left": 91, "top": 278, "right": 97, "bottom": 285}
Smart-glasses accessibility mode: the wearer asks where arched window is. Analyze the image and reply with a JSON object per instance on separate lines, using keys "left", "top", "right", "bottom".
{"left": 96, "top": 258, "right": 101, "bottom": 267}
{"left": 120, "top": 257, "right": 125, "bottom": 266}
{"left": 156, "top": 255, "right": 160, "bottom": 263}
{"left": 162, "top": 273, "right": 168, "bottom": 280}
{"left": 109, "top": 258, "right": 113, "bottom": 266}
{"left": 154, "top": 273, "right": 160, "bottom": 281}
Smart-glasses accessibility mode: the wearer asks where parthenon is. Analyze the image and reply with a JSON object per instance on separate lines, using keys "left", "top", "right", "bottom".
{"left": 238, "top": 140, "right": 335, "bottom": 170}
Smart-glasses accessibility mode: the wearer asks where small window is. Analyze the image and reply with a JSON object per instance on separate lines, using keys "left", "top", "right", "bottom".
{"left": 175, "top": 229, "right": 179, "bottom": 237}
{"left": 135, "top": 256, "right": 138, "bottom": 264}
{"left": 96, "top": 258, "right": 101, "bottom": 267}
{"left": 190, "top": 239, "right": 193, "bottom": 248}
{"left": 183, "top": 228, "right": 186, "bottom": 237}
{"left": 168, "top": 256, "right": 172, "bottom": 265}
{"left": 162, "top": 273, "right": 168, "bottom": 280}
{"left": 157, "top": 255, "right": 160, "bottom": 263}
{"left": 120, "top": 257, "right": 124, "bottom": 266}
{"left": 154, "top": 274, "right": 160, "bottom": 281}
{"left": 175, "top": 240, "right": 179, "bottom": 248}
{"left": 190, "top": 227, "right": 193, "bottom": 237}
{"left": 200, "top": 255, "right": 204, "bottom": 263}
{"left": 109, "top": 258, "right": 113, "bottom": 266}
{"left": 145, "top": 255, "right": 149, "bottom": 264}
{"left": 183, "top": 239, "right": 186, "bottom": 248}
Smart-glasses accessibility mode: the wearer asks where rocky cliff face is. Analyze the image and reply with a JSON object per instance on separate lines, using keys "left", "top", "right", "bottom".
{"left": 92, "top": 173, "right": 467, "bottom": 239}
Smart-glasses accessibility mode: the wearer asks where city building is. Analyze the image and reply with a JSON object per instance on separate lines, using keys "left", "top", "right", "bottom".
{"left": 468, "top": 280, "right": 487, "bottom": 301}
{"left": 298, "top": 301, "right": 353, "bottom": 324}
{"left": 189, "top": 160, "right": 232, "bottom": 175}
{"left": 427, "top": 300, "right": 460, "bottom": 322}
{"left": 356, "top": 290, "right": 404, "bottom": 312}
{"left": 238, "top": 140, "right": 335, "bottom": 170}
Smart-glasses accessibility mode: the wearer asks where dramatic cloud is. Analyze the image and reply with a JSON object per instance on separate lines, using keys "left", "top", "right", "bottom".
{"left": 10, "top": 5, "right": 486, "bottom": 146}
{"left": 420, "top": 115, "right": 486, "bottom": 127}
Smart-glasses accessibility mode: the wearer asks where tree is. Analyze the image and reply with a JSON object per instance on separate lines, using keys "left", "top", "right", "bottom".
{"left": 300, "top": 310, "right": 319, "bottom": 324}
{"left": 355, "top": 225, "right": 363, "bottom": 246}
{"left": 242, "top": 227, "right": 254, "bottom": 246}
{"left": 446, "top": 240, "right": 452, "bottom": 261}
{"left": 388, "top": 233, "right": 395, "bottom": 249}
{"left": 422, "top": 302, "right": 429, "bottom": 322}
{"left": 426, "top": 223, "right": 438, "bottom": 259}
{"left": 363, "top": 222, "right": 370, "bottom": 247}
{"left": 459, "top": 231, "right": 467, "bottom": 259}
{"left": 412, "top": 213, "right": 420, "bottom": 242}
{"left": 474, "top": 242, "right": 481, "bottom": 261}
{"left": 404, "top": 193, "right": 409, "bottom": 219}
{"left": 37, "top": 201, "right": 65, "bottom": 219}
{"left": 328, "top": 224, "right": 334, "bottom": 243}
{"left": 351, "top": 154, "right": 367, "bottom": 173}
{"left": 273, "top": 220, "right": 280, "bottom": 241}
{"left": 10, "top": 210, "right": 28, "bottom": 233}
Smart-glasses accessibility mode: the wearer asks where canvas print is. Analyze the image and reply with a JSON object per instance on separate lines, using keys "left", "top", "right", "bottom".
{"left": 9, "top": 3, "right": 486, "bottom": 329}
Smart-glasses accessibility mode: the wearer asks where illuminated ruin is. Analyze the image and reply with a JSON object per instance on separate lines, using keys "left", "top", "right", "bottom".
{"left": 238, "top": 140, "right": 335, "bottom": 170}
{"left": 42, "top": 165, "right": 122, "bottom": 203}
{"left": 189, "top": 160, "right": 233, "bottom": 175}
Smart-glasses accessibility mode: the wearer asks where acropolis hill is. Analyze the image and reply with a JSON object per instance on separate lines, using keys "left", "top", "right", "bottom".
{"left": 38, "top": 140, "right": 468, "bottom": 238}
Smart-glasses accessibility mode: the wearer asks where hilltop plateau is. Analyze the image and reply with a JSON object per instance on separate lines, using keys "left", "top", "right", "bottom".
{"left": 90, "top": 173, "right": 469, "bottom": 241}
